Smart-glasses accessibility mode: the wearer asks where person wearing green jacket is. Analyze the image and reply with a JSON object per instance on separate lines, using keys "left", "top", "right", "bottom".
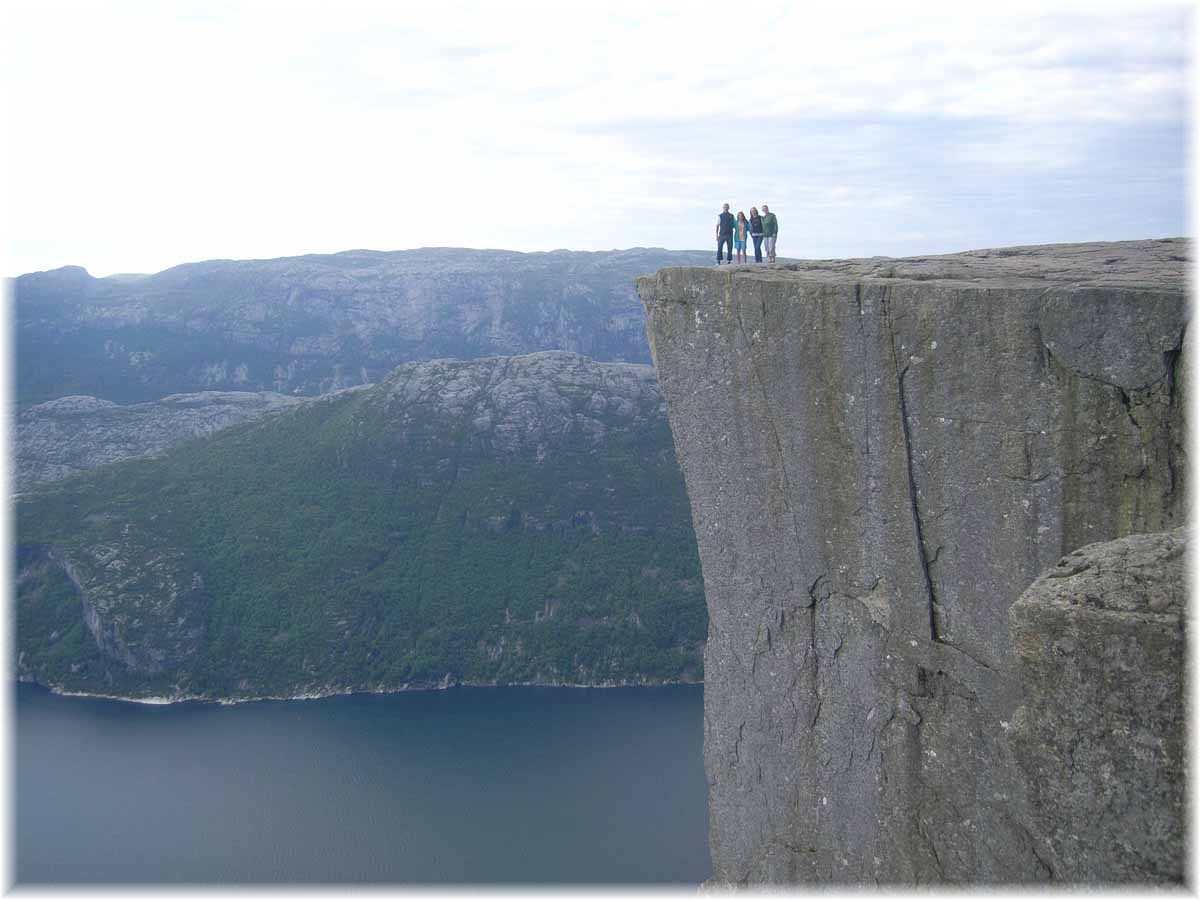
{"left": 761, "top": 204, "right": 779, "bottom": 263}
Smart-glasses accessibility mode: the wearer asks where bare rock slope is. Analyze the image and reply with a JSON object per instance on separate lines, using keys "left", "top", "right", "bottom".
{"left": 16, "top": 391, "right": 306, "bottom": 492}
{"left": 638, "top": 238, "right": 1187, "bottom": 884}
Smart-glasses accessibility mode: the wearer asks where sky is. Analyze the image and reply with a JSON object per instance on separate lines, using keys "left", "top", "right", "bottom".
{"left": 0, "top": 0, "right": 1192, "bottom": 277}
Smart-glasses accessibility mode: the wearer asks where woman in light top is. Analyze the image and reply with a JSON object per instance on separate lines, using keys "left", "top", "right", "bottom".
{"left": 734, "top": 211, "right": 749, "bottom": 265}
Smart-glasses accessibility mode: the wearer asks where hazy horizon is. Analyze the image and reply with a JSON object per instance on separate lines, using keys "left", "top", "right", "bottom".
{"left": 9, "top": 231, "right": 1188, "bottom": 282}
{"left": 9, "top": 244, "right": 716, "bottom": 279}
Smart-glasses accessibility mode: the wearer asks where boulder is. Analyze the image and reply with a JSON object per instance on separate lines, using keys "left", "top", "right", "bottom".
{"left": 1009, "top": 528, "right": 1187, "bottom": 884}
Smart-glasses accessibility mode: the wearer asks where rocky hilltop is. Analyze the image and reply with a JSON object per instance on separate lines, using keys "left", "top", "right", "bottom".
{"left": 14, "top": 247, "right": 712, "bottom": 405}
{"left": 638, "top": 238, "right": 1187, "bottom": 884}
{"left": 17, "top": 351, "right": 703, "bottom": 700}
{"left": 16, "top": 391, "right": 306, "bottom": 492}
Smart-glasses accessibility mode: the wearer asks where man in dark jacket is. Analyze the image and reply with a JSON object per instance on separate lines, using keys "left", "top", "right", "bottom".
{"left": 716, "top": 203, "right": 735, "bottom": 265}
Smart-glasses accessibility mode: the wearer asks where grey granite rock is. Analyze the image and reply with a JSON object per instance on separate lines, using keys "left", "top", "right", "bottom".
{"left": 637, "top": 238, "right": 1187, "bottom": 884}
{"left": 1009, "top": 528, "right": 1186, "bottom": 884}
{"left": 16, "top": 390, "right": 306, "bottom": 492}
{"left": 370, "top": 350, "right": 666, "bottom": 456}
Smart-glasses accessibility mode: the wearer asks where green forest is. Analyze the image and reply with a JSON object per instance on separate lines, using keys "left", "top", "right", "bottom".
{"left": 16, "top": 360, "right": 706, "bottom": 699}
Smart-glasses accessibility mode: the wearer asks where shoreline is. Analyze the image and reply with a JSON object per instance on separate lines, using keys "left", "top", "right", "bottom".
{"left": 17, "top": 674, "right": 703, "bottom": 707}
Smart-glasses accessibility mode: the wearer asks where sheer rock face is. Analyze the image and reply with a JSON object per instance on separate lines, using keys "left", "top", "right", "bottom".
{"left": 637, "top": 239, "right": 1187, "bottom": 884}
{"left": 1009, "top": 528, "right": 1186, "bottom": 884}
{"left": 16, "top": 391, "right": 306, "bottom": 492}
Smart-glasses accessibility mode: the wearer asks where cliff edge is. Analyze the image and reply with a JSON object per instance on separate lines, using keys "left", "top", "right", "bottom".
{"left": 637, "top": 238, "right": 1187, "bottom": 884}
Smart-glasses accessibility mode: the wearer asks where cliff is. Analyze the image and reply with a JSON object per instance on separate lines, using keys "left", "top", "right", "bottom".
{"left": 637, "top": 238, "right": 1187, "bottom": 884}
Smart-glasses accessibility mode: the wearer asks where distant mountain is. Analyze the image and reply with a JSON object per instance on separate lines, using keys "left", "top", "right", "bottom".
{"left": 14, "top": 247, "right": 713, "bottom": 406}
{"left": 16, "top": 352, "right": 705, "bottom": 701}
{"left": 16, "top": 390, "right": 307, "bottom": 493}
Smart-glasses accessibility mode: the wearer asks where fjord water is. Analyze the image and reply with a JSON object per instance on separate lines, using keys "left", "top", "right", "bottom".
{"left": 16, "top": 682, "right": 709, "bottom": 884}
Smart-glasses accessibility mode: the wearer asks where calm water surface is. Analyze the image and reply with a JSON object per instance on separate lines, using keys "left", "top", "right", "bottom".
{"left": 16, "top": 682, "right": 709, "bottom": 884}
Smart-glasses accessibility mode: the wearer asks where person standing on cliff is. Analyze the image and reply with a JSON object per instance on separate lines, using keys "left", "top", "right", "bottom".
{"left": 748, "top": 207, "right": 764, "bottom": 263}
{"left": 761, "top": 204, "right": 779, "bottom": 263}
{"left": 734, "top": 211, "right": 750, "bottom": 264}
{"left": 716, "top": 203, "right": 735, "bottom": 265}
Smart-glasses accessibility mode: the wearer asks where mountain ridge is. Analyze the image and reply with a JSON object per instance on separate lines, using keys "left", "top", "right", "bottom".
{"left": 16, "top": 246, "right": 715, "bottom": 280}
{"left": 14, "top": 246, "right": 715, "bottom": 405}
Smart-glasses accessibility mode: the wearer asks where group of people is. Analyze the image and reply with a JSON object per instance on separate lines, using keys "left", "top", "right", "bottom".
{"left": 715, "top": 203, "right": 778, "bottom": 265}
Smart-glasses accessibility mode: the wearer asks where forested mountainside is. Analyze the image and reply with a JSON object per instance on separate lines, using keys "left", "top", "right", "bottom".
{"left": 16, "top": 352, "right": 705, "bottom": 701}
{"left": 14, "top": 247, "right": 712, "bottom": 406}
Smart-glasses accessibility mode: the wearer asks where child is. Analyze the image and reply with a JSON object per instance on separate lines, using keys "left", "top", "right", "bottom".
{"left": 734, "top": 211, "right": 749, "bottom": 265}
